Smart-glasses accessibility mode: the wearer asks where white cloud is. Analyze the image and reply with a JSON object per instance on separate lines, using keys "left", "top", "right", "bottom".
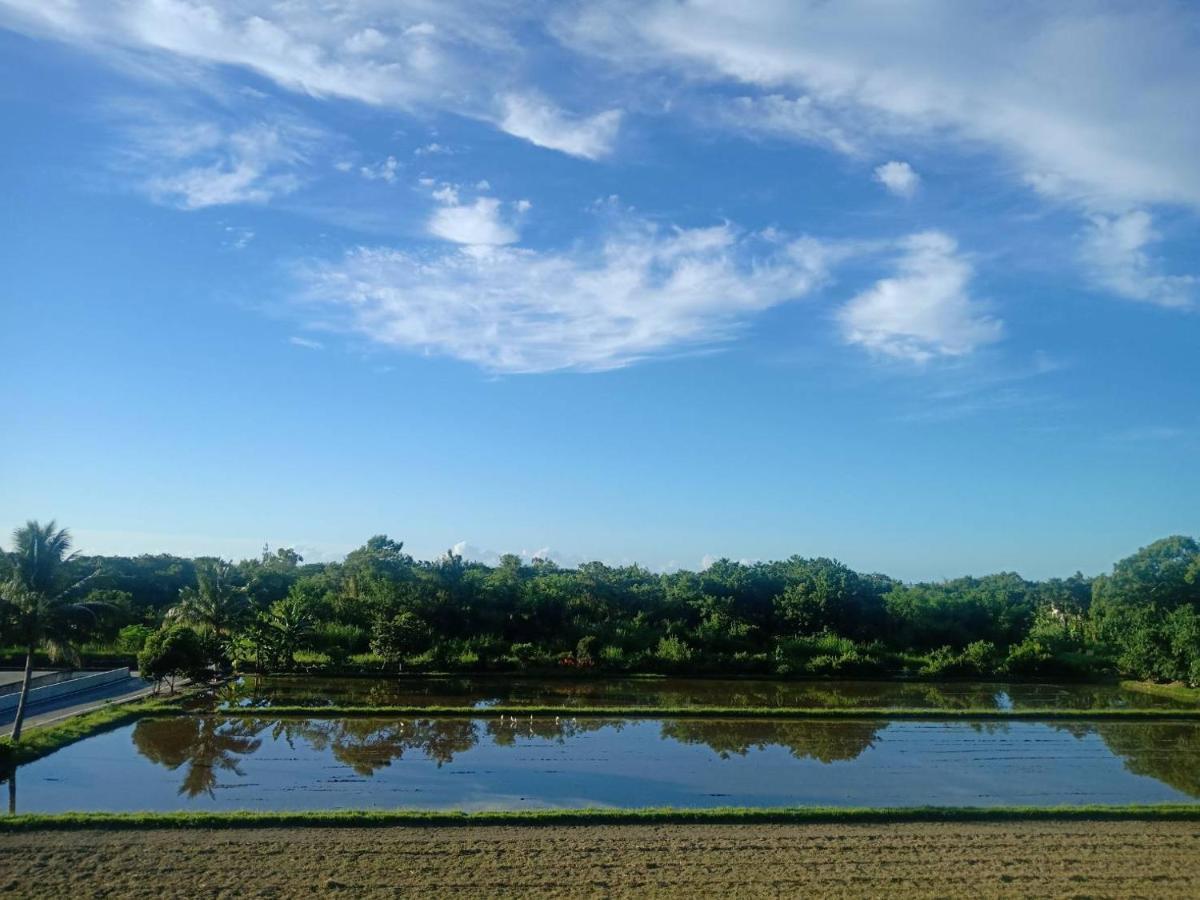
{"left": 118, "top": 110, "right": 320, "bottom": 209}
{"left": 288, "top": 336, "right": 324, "bottom": 350}
{"left": 359, "top": 155, "right": 400, "bottom": 183}
{"left": 451, "top": 540, "right": 591, "bottom": 569}
{"left": 298, "top": 218, "right": 832, "bottom": 373}
{"left": 559, "top": 1, "right": 1200, "bottom": 209}
{"left": 0, "top": 1, "right": 622, "bottom": 159}
{"left": 498, "top": 93, "right": 622, "bottom": 160}
{"left": 428, "top": 196, "right": 519, "bottom": 246}
{"left": 1078, "top": 211, "right": 1194, "bottom": 309}
{"left": 222, "top": 225, "right": 255, "bottom": 249}
{"left": 839, "top": 231, "right": 1002, "bottom": 363}
{"left": 874, "top": 161, "right": 919, "bottom": 198}
{"left": 715, "top": 95, "right": 859, "bottom": 155}
{"left": 428, "top": 182, "right": 459, "bottom": 205}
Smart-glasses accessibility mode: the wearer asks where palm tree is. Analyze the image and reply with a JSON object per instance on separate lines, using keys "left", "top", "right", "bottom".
{"left": 168, "top": 560, "right": 248, "bottom": 639}
{"left": 0, "top": 521, "right": 105, "bottom": 741}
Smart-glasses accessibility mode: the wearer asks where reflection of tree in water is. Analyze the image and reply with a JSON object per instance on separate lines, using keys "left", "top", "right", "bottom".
{"left": 131, "top": 717, "right": 263, "bottom": 798}
{"left": 484, "top": 715, "right": 620, "bottom": 746}
{"left": 659, "top": 719, "right": 882, "bottom": 763}
{"left": 281, "top": 716, "right": 624, "bottom": 773}
{"left": 1088, "top": 722, "right": 1200, "bottom": 798}
{"left": 259, "top": 718, "right": 480, "bottom": 775}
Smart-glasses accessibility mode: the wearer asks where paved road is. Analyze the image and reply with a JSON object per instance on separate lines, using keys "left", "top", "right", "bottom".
{"left": 0, "top": 675, "right": 158, "bottom": 733}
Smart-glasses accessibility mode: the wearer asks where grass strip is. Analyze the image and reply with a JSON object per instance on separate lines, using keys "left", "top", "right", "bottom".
{"left": 3, "top": 804, "right": 1200, "bottom": 832}
{"left": 214, "top": 704, "right": 1200, "bottom": 720}
{"left": 0, "top": 697, "right": 184, "bottom": 770}
{"left": 1122, "top": 680, "right": 1200, "bottom": 705}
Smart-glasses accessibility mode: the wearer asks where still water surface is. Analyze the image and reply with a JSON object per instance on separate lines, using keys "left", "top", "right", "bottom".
{"left": 219, "top": 675, "right": 1185, "bottom": 710}
{"left": 8, "top": 715, "right": 1199, "bottom": 813}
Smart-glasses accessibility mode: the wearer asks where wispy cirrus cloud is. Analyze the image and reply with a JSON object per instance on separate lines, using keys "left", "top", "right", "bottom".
{"left": 111, "top": 100, "right": 326, "bottom": 209}
{"left": 555, "top": 1, "right": 1200, "bottom": 311}
{"left": 0, "top": 0, "right": 623, "bottom": 159}
{"left": 709, "top": 94, "right": 859, "bottom": 156}
{"left": 558, "top": 1, "right": 1200, "bottom": 210}
{"left": 297, "top": 216, "right": 834, "bottom": 373}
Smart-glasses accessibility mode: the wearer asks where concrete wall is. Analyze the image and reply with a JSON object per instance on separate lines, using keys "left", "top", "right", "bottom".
{"left": 0, "top": 669, "right": 81, "bottom": 698}
{"left": 0, "top": 668, "right": 133, "bottom": 712}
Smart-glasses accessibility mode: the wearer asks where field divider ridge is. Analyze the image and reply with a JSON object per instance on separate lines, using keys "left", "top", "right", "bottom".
{"left": 208, "top": 704, "right": 1200, "bottom": 720}
{"left": 4, "top": 804, "right": 1200, "bottom": 832}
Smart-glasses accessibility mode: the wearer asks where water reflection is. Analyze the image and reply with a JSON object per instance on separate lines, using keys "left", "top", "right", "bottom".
{"left": 1090, "top": 721, "right": 1200, "bottom": 798}
{"left": 216, "top": 675, "right": 1187, "bottom": 711}
{"left": 132, "top": 715, "right": 623, "bottom": 777}
{"left": 9, "top": 714, "right": 1200, "bottom": 813}
{"left": 123, "top": 714, "right": 1200, "bottom": 800}
{"left": 660, "top": 719, "right": 882, "bottom": 763}
{"left": 131, "top": 718, "right": 262, "bottom": 798}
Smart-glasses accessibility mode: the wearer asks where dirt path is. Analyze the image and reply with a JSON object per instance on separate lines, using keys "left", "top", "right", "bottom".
{"left": 2, "top": 821, "right": 1198, "bottom": 898}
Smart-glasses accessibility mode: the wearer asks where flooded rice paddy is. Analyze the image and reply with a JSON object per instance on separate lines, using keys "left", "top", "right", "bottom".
{"left": 216, "top": 675, "right": 1185, "bottom": 711}
{"left": 7, "top": 714, "right": 1200, "bottom": 813}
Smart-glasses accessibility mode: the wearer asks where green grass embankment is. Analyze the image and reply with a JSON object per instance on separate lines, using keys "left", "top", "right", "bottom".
{"left": 213, "top": 704, "right": 1200, "bottom": 720}
{"left": 1122, "top": 681, "right": 1200, "bottom": 705}
{"left": 3, "top": 804, "right": 1200, "bottom": 832}
{"left": 0, "top": 698, "right": 183, "bottom": 770}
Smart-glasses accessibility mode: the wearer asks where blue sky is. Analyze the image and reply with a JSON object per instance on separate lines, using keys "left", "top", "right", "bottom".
{"left": 1, "top": 1, "right": 1196, "bottom": 581}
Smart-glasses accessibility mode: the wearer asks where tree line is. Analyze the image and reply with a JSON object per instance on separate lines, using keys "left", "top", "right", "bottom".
{"left": 3, "top": 524, "right": 1200, "bottom": 706}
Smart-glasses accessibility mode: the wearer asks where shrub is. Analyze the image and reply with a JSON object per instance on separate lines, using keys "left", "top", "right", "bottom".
{"left": 346, "top": 652, "right": 388, "bottom": 670}
{"left": 116, "top": 624, "right": 154, "bottom": 654}
{"left": 575, "top": 635, "right": 597, "bottom": 665}
{"left": 137, "top": 625, "right": 208, "bottom": 692}
{"left": 656, "top": 635, "right": 694, "bottom": 667}
{"left": 773, "top": 633, "right": 886, "bottom": 676}
{"left": 292, "top": 650, "right": 332, "bottom": 666}
{"left": 310, "top": 622, "right": 368, "bottom": 664}
{"left": 369, "top": 612, "right": 430, "bottom": 664}
{"left": 507, "top": 642, "right": 538, "bottom": 669}
{"left": 600, "top": 645, "right": 626, "bottom": 668}
{"left": 919, "top": 641, "right": 999, "bottom": 677}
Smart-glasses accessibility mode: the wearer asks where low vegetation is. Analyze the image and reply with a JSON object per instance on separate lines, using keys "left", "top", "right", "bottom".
{"left": 4, "top": 524, "right": 1200, "bottom": 691}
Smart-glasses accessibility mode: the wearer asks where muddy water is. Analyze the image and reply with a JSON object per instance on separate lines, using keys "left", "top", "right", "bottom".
{"left": 7, "top": 716, "right": 1200, "bottom": 813}
{"left": 216, "top": 675, "right": 1185, "bottom": 710}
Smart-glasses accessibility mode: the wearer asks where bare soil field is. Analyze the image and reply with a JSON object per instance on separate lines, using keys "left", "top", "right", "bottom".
{"left": 2, "top": 821, "right": 1198, "bottom": 898}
